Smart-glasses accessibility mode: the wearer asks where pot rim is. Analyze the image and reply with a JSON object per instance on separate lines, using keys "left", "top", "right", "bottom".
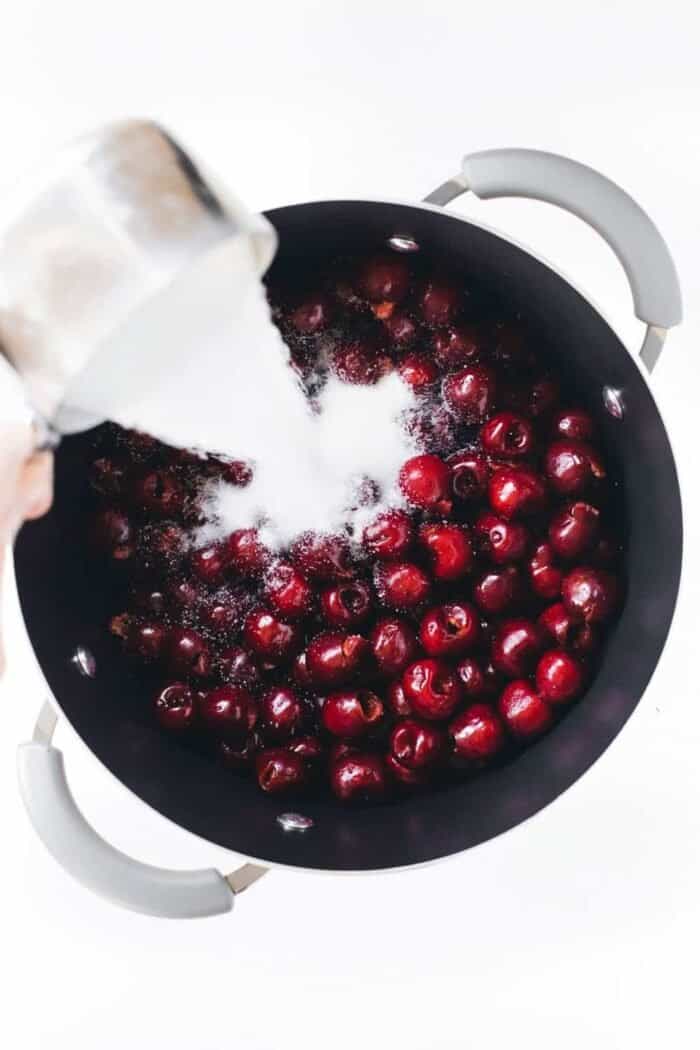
{"left": 12, "top": 194, "right": 684, "bottom": 876}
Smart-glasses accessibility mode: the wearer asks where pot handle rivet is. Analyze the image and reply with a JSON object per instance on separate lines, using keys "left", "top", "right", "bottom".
{"left": 277, "top": 812, "right": 314, "bottom": 831}
{"left": 602, "top": 386, "right": 625, "bottom": 420}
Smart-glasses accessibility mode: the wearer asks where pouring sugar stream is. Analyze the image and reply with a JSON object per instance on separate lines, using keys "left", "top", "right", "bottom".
{"left": 68, "top": 235, "right": 419, "bottom": 549}
{"left": 0, "top": 120, "right": 418, "bottom": 552}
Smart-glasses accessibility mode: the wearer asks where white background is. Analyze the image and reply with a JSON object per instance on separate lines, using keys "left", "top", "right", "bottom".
{"left": 1, "top": 3, "right": 699, "bottom": 1048}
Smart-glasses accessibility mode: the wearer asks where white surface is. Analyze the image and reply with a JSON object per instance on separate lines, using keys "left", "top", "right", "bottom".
{"left": 1, "top": 3, "right": 699, "bottom": 1048}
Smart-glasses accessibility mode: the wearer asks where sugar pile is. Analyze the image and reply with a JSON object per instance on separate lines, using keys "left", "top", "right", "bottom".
{"left": 202, "top": 368, "right": 417, "bottom": 548}
{"left": 88, "top": 236, "right": 418, "bottom": 547}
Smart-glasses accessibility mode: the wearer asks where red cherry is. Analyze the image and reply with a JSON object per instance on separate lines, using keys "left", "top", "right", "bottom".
{"left": 404, "top": 404, "right": 459, "bottom": 456}
{"left": 528, "top": 542, "right": 563, "bottom": 600}
{"left": 261, "top": 687, "right": 304, "bottom": 740}
{"left": 370, "top": 618, "right": 418, "bottom": 677}
{"left": 225, "top": 528, "right": 271, "bottom": 577}
{"left": 420, "top": 280, "right": 461, "bottom": 325}
{"left": 480, "top": 412, "right": 534, "bottom": 459}
{"left": 132, "top": 470, "right": 184, "bottom": 517}
{"left": 548, "top": 501, "right": 601, "bottom": 561}
{"left": 330, "top": 342, "right": 391, "bottom": 385}
{"left": 383, "top": 312, "right": 418, "bottom": 347}
{"left": 491, "top": 618, "right": 544, "bottom": 678}
{"left": 488, "top": 466, "right": 547, "bottom": 519}
{"left": 390, "top": 718, "right": 444, "bottom": 769}
{"left": 535, "top": 650, "right": 584, "bottom": 704}
{"left": 544, "top": 440, "right": 606, "bottom": 496}
{"left": 418, "top": 522, "right": 473, "bottom": 580}
{"left": 166, "top": 628, "right": 210, "bottom": 678}
{"left": 321, "top": 690, "right": 384, "bottom": 737}
{"left": 154, "top": 683, "right": 195, "bottom": 731}
{"left": 139, "top": 522, "right": 186, "bottom": 565}
{"left": 374, "top": 561, "right": 431, "bottom": 611}
{"left": 359, "top": 255, "right": 410, "bottom": 302}
{"left": 191, "top": 543, "right": 227, "bottom": 584}
{"left": 498, "top": 681, "right": 553, "bottom": 738}
{"left": 552, "top": 408, "right": 595, "bottom": 443}
{"left": 473, "top": 566, "right": 522, "bottom": 615}
{"left": 199, "top": 685, "right": 257, "bottom": 739}
{"left": 330, "top": 752, "right": 386, "bottom": 801}
{"left": 450, "top": 703, "right": 505, "bottom": 761}
{"left": 561, "top": 567, "right": 619, "bottom": 624}
{"left": 92, "top": 508, "right": 134, "bottom": 560}
{"left": 363, "top": 509, "right": 414, "bottom": 561}
{"left": 386, "top": 680, "right": 413, "bottom": 716}
{"left": 265, "top": 561, "right": 314, "bottom": 620}
{"left": 399, "top": 454, "right": 452, "bottom": 512}
{"left": 306, "top": 631, "right": 370, "bottom": 688}
{"left": 218, "top": 645, "right": 262, "bottom": 689}
{"left": 167, "top": 577, "right": 202, "bottom": 610}
{"left": 475, "top": 512, "right": 529, "bottom": 565}
{"left": 443, "top": 365, "right": 497, "bottom": 422}
{"left": 290, "top": 531, "right": 355, "bottom": 581}
{"left": 385, "top": 754, "right": 427, "bottom": 787}
{"left": 447, "top": 449, "right": 489, "bottom": 503}
{"left": 129, "top": 621, "right": 168, "bottom": 662}
{"left": 419, "top": 602, "right": 480, "bottom": 658}
{"left": 348, "top": 475, "right": 381, "bottom": 510}
{"left": 201, "top": 595, "right": 243, "bottom": 634}
{"left": 320, "top": 581, "right": 372, "bottom": 628}
{"left": 290, "top": 296, "right": 332, "bottom": 333}
{"left": 402, "top": 659, "right": 463, "bottom": 720}
{"left": 398, "top": 353, "right": 439, "bottom": 389}
{"left": 218, "top": 458, "right": 254, "bottom": 487}
{"left": 256, "top": 749, "right": 307, "bottom": 793}
{"left": 243, "top": 608, "right": 300, "bottom": 666}
{"left": 432, "top": 325, "right": 482, "bottom": 369}
{"left": 455, "top": 657, "right": 488, "bottom": 699}
{"left": 538, "top": 602, "right": 599, "bottom": 656}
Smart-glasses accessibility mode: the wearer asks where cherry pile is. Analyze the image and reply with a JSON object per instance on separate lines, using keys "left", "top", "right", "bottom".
{"left": 89, "top": 250, "right": 623, "bottom": 803}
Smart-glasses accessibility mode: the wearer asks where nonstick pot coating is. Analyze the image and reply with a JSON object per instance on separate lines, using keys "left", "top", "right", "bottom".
{"left": 14, "top": 200, "right": 683, "bottom": 871}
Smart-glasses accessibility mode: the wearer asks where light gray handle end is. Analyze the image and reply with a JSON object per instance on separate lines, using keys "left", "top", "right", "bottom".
{"left": 18, "top": 742, "right": 234, "bottom": 919}
{"left": 461, "top": 148, "right": 682, "bottom": 330}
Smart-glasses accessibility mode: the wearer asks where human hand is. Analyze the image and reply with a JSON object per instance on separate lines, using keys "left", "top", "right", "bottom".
{"left": 0, "top": 422, "right": 54, "bottom": 674}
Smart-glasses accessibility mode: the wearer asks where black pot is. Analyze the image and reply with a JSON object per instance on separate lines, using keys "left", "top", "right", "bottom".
{"left": 14, "top": 148, "right": 683, "bottom": 916}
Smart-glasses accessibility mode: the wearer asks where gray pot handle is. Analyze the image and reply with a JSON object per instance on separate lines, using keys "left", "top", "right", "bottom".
{"left": 17, "top": 702, "right": 267, "bottom": 918}
{"left": 425, "top": 148, "right": 682, "bottom": 371}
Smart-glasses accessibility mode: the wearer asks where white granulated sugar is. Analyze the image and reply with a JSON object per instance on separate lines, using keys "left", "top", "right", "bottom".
{"left": 205, "top": 370, "right": 417, "bottom": 548}
{"left": 87, "top": 234, "right": 418, "bottom": 549}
